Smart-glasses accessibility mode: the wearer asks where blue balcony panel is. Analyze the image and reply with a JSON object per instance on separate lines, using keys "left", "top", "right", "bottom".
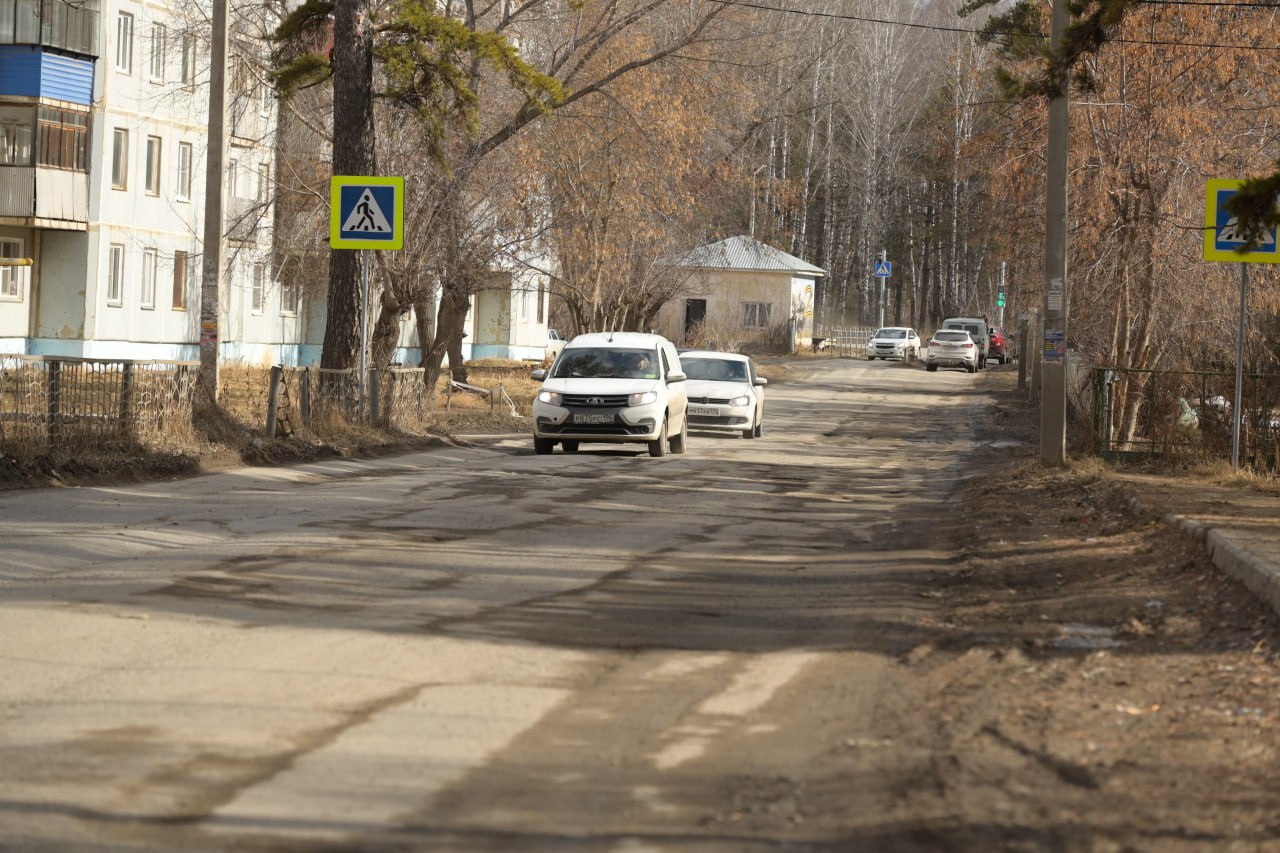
{"left": 0, "top": 45, "right": 92, "bottom": 103}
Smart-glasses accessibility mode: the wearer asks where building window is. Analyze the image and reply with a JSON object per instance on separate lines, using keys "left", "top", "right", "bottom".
{"left": 280, "top": 279, "right": 299, "bottom": 316}
{"left": 115, "top": 12, "right": 134, "bottom": 73}
{"left": 256, "top": 162, "right": 269, "bottom": 202}
{"left": 172, "top": 250, "right": 189, "bottom": 310}
{"left": 179, "top": 33, "right": 196, "bottom": 85}
{"left": 140, "top": 248, "right": 157, "bottom": 309}
{"left": 37, "top": 107, "right": 89, "bottom": 171}
{"left": 1, "top": 239, "right": 26, "bottom": 301}
{"left": 108, "top": 244, "right": 125, "bottom": 306}
{"left": 145, "top": 135, "right": 161, "bottom": 195}
{"left": 149, "top": 23, "right": 165, "bottom": 81}
{"left": 0, "top": 106, "right": 34, "bottom": 165}
{"left": 111, "top": 128, "right": 128, "bottom": 189}
{"left": 742, "top": 302, "right": 772, "bottom": 329}
{"left": 251, "top": 262, "right": 265, "bottom": 314}
{"left": 176, "top": 141, "right": 193, "bottom": 201}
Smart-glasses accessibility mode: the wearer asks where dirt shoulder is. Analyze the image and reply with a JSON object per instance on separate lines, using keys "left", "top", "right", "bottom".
{"left": 878, "top": 365, "right": 1280, "bottom": 848}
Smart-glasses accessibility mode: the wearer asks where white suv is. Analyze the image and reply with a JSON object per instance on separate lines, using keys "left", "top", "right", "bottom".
{"left": 530, "top": 332, "right": 689, "bottom": 457}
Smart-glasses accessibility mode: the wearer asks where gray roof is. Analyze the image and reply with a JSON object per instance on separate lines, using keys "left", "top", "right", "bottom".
{"left": 681, "top": 236, "right": 826, "bottom": 276}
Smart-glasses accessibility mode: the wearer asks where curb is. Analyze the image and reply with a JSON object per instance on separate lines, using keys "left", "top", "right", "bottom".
{"left": 1133, "top": 496, "right": 1280, "bottom": 618}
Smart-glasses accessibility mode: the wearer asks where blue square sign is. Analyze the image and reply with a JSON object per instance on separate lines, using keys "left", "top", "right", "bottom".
{"left": 330, "top": 176, "right": 404, "bottom": 250}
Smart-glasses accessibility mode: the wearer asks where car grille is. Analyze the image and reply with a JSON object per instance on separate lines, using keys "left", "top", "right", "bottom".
{"left": 689, "top": 395, "right": 734, "bottom": 405}
{"left": 689, "top": 414, "right": 747, "bottom": 426}
{"left": 536, "top": 416, "right": 654, "bottom": 436}
{"left": 562, "top": 393, "right": 630, "bottom": 407}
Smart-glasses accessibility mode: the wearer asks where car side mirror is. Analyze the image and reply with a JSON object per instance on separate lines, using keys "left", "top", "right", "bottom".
{"left": 531, "top": 368, "right": 547, "bottom": 380}
{"left": 754, "top": 377, "right": 768, "bottom": 386}
{"left": 667, "top": 371, "right": 687, "bottom": 383}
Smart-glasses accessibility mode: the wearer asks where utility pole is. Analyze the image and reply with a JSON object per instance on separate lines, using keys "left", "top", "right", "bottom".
{"left": 1041, "top": 0, "right": 1069, "bottom": 466}
{"left": 198, "top": 0, "right": 228, "bottom": 404}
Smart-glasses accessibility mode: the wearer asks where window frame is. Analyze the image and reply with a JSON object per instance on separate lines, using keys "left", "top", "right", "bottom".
{"left": 148, "top": 22, "right": 165, "bottom": 82}
{"left": 140, "top": 248, "right": 157, "bottom": 309}
{"left": 111, "top": 127, "right": 128, "bottom": 189}
{"left": 172, "top": 249, "right": 189, "bottom": 310}
{"left": 115, "top": 11, "right": 134, "bottom": 74}
{"left": 0, "top": 238, "right": 26, "bottom": 301}
{"left": 741, "top": 302, "right": 772, "bottom": 329}
{"left": 179, "top": 32, "right": 196, "bottom": 86}
{"left": 176, "top": 141, "right": 193, "bottom": 201}
{"left": 250, "top": 261, "right": 266, "bottom": 314}
{"left": 280, "top": 278, "right": 299, "bottom": 317}
{"left": 144, "top": 135, "right": 162, "bottom": 195}
{"left": 107, "top": 244, "right": 126, "bottom": 306}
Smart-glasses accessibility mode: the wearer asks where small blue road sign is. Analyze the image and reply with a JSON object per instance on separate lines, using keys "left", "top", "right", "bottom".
{"left": 1204, "top": 178, "right": 1279, "bottom": 264}
{"left": 874, "top": 260, "right": 892, "bottom": 277}
{"left": 330, "top": 176, "right": 404, "bottom": 250}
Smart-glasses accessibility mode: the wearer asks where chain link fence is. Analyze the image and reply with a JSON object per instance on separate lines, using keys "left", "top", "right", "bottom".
{"left": 1087, "top": 366, "right": 1280, "bottom": 470}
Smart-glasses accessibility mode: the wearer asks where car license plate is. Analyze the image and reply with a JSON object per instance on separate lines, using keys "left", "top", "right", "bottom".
{"left": 573, "top": 412, "right": 615, "bottom": 424}
{"left": 689, "top": 406, "right": 718, "bottom": 416}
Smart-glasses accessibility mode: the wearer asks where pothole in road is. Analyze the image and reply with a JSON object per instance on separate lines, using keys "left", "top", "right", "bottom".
{"left": 1053, "top": 623, "right": 1126, "bottom": 650}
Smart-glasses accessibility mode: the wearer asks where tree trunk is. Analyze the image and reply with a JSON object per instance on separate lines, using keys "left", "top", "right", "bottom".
{"left": 321, "top": 0, "right": 376, "bottom": 371}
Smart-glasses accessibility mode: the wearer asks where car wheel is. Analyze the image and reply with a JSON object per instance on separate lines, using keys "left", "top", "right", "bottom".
{"left": 670, "top": 415, "right": 687, "bottom": 454}
{"left": 648, "top": 418, "right": 668, "bottom": 457}
{"left": 926, "top": 363, "right": 938, "bottom": 372}
{"left": 533, "top": 437, "right": 554, "bottom": 455}
{"left": 867, "top": 355, "right": 874, "bottom": 361}
{"left": 562, "top": 440, "right": 580, "bottom": 453}
{"left": 967, "top": 362, "right": 977, "bottom": 373}
{"left": 753, "top": 419, "right": 763, "bottom": 438}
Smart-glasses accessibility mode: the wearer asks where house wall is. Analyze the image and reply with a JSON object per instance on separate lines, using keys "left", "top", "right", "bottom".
{"left": 655, "top": 269, "right": 789, "bottom": 348}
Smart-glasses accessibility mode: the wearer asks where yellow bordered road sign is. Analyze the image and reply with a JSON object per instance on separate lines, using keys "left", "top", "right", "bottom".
{"left": 1204, "top": 178, "right": 1280, "bottom": 264}
{"left": 330, "top": 176, "right": 405, "bottom": 250}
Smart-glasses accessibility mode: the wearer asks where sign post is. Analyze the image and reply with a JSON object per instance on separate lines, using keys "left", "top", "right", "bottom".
{"left": 331, "top": 176, "right": 405, "bottom": 421}
{"left": 873, "top": 255, "right": 891, "bottom": 328}
{"left": 1203, "top": 178, "right": 1280, "bottom": 471}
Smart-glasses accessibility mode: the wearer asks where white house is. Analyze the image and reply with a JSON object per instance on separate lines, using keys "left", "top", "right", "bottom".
{"left": 655, "top": 235, "right": 824, "bottom": 352}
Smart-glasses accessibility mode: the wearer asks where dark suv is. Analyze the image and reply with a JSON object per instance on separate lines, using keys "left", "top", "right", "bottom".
{"left": 988, "top": 326, "right": 1011, "bottom": 364}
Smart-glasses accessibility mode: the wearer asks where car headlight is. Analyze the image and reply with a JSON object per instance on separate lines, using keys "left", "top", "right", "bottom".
{"left": 627, "top": 391, "right": 658, "bottom": 407}
{"left": 728, "top": 395, "right": 751, "bottom": 407}
{"left": 537, "top": 390, "right": 562, "bottom": 406}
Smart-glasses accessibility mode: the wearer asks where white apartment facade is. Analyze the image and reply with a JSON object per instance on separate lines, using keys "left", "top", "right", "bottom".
{"left": 0, "top": 0, "right": 290, "bottom": 364}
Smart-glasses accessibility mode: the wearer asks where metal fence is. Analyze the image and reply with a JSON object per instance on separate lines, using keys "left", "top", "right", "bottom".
{"left": 0, "top": 355, "right": 200, "bottom": 460}
{"left": 1088, "top": 366, "right": 1280, "bottom": 469}
{"left": 813, "top": 327, "right": 876, "bottom": 357}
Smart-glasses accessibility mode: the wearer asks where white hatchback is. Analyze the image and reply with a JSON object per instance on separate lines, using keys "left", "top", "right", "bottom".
{"left": 681, "top": 350, "right": 766, "bottom": 439}
{"left": 531, "top": 332, "right": 689, "bottom": 456}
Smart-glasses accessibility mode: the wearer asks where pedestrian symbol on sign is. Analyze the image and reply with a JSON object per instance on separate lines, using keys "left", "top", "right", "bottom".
{"left": 874, "top": 260, "right": 892, "bottom": 277}
{"left": 342, "top": 189, "right": 392, "bottom": 233}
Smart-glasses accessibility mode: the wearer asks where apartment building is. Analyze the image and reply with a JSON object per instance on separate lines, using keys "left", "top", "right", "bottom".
{"left": 0, "top": 0, "right": 289, "bottom": 364}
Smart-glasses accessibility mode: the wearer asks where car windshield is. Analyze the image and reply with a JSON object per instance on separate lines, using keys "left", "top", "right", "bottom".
{"left": 934, "top": 331, "right": 970, "bottom": 342}
{"left": 682, "top": 357, "right": 749, "bottom": 382}
{"left": 552, "top": 348, "right": 659, "bottom": 379}
{"left": 874, "top": 329, "right": 907, "bottom": 339}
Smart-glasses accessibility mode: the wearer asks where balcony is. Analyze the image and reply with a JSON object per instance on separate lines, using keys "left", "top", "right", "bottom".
{"left": 0, "top": 0, "right": 99, "bottom": 56}
{"left": 0, "top": 165, "right": 88, "bottom": 226}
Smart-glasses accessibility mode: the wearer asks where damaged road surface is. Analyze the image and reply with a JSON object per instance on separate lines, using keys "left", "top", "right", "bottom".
{"left": 2, "top": 359, "right": 1279, "bottom": 852}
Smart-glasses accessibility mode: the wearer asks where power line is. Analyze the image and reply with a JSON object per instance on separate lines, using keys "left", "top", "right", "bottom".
{"left": 710, "top": 0, "right": 1280, "bottom": 51}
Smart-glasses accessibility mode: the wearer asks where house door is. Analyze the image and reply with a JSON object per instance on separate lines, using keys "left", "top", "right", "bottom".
{"left": 684, "top": 299, "right": 706, "bottom": 341}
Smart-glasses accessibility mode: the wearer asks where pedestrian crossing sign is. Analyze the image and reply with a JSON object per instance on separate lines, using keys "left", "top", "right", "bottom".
{"left": 874, "top": 260, "right": 892, "bottom": 277}
{"left": 1203, "top": 178, "right": 1280, "bottom": 264}
{"left": 330, "top": 176, "right": 404, "bottom": 250}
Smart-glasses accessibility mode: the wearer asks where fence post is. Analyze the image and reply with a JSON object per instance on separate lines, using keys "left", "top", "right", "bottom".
{"left": 300, "top": 368, "right": 312, "bottom": 427}
{"left": 119, "top": 361, "right": 136, "bottom": 444}
{"left": 46, "top": 359, "right": 61, "bottom": 450}
{"left": 265, "top": 365, "right": 282, "bottom": 438}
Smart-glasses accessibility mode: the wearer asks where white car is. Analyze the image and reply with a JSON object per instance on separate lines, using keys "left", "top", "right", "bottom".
{"left": 680, "top": 350, "right": 766, "bottom": 439}
{"left": 867, "top": 327, "right": 921, "bottom": 361}
{"left": 531, "top": 332, "right": 689, "bottom": 456}
{"left": 924, "top": 329, "right": 980, "bottom": 373}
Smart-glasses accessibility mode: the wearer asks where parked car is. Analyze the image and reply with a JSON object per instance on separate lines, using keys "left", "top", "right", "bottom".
{"left": 680, "top": 350, "right": 766, "bottom": 439}
{"left": 545, "top": 328, "right": 567, "bottom": 363}
{"left": 866, "top": 327, "right": 921, "bottom": 362}
{"left": 924, "top": 329, "right": 980, "bottom": 373}
{"left": 987, "top": 326, "right": 1011, "bottom": 364}
{"left": 530, "top": 332, "right": 689, "bottom": 457}
{"left": 941, "top": 316, "right": 990, "bottom": 368}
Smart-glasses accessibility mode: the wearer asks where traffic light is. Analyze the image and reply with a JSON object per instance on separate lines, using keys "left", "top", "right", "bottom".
{"left": 997, "top": 290, "right": 1005, "bottom": 307}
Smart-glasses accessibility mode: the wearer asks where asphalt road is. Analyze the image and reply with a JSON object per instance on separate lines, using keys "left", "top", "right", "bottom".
{"left": 0, "top": 357, "right": 1001, "bottom": 851}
